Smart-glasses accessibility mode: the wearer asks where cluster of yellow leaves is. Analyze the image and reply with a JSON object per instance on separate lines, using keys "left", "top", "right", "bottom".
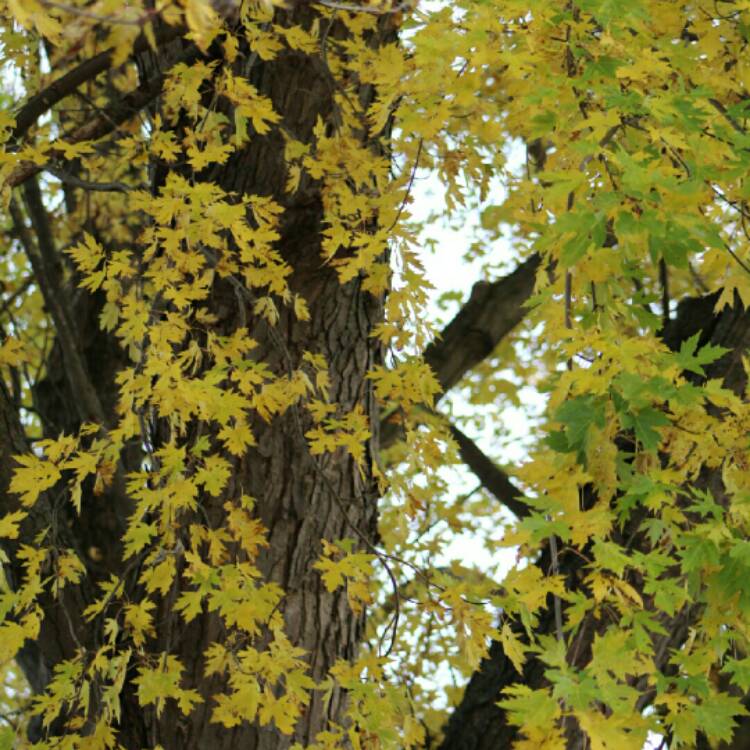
{"left": 315, "top": 539, "right": 375, "bottom": 614}
{"left": 0, "top": 0, "right": 445, "bottom": 746}
{"left": 306, "top": 405, "right": 372, "bottom": 466}
{"left": 134, "top": 655, "right": 201, "bottom": 719}
{"left": 206, "top": 630, "right": 315, "bottom": 733}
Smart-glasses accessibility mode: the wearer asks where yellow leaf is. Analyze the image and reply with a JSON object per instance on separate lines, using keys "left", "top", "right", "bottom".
{"left": 195, "top": 454, "right": 232, "bottom": 496}
{"left": 175, "top": 590, "right": 204, "bottom": 623}
{"left": 0, "top": 337, "right": 29, "bottom": 367}
{"left": 218, "top": 418, "right": 256, "bottom": 456}
{"left": 124, "top": 600, "right": 156, "bottom": 647}
{"left": 499, "top": 622, "right": 526, "bottom": 673}
{"left": 10, "top": 454, "right": 61, "bottom": 507}
{"left": 184, "top": 0, "right": 221, "bottom": 51}
{"left": 141, "top": 555, "right": 177, "bottom": 597}
{"left": 0, "top": 510, "right": 26, "bottom": 539}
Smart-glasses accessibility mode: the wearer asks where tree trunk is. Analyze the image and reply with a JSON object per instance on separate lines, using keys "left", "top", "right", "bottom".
{"left": 7, "top": 7, "right": 391, "bottom": 748}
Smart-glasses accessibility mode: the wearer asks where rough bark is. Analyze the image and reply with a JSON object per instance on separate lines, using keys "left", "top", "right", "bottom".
{"left": 200, "top": 16, "right": 389, "bottom": 743}
{"left": 2, "top": 8, "right": 392, "bottom": 748}
{"left": 8, "top": 6, "right": 748, "bottom": 749}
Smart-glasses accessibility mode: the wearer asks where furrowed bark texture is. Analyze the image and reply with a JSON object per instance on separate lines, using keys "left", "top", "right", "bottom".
{"left": 136, "top": 222, "right": 384, "bottom": 748}
{"left": 10, "top": 6, "right": 750, "bottom": 749}
{"left": 2, "top": 9, "right": 391, "bottom": 748}
{"left": 195, "top": 16, "right": 387, "bottom": 742}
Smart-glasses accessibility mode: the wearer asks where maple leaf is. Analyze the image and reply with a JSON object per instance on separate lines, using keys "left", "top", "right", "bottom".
{"left": 9, "top": 454, "right": 61, "bottom": 507}
{"left": 5, "top": 0, "right": 750, "bottom": 746}
{"left": 674, "top": 332, "right": 729, "bottom": 376}
{"left": 0, "top": 338, "right": 29, "bottom": 367}
{"left": 0, "top": 510, "right": 26, "bottom": 539}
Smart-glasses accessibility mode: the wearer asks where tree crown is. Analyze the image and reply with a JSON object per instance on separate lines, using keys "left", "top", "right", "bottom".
{"left": 1, "top": 1, "right": 750, "bottom": 748}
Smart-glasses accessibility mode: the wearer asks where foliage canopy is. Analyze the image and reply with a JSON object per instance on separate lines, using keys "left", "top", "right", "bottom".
{"left": 1, "top": 0, "right": 750, "bottom": 748}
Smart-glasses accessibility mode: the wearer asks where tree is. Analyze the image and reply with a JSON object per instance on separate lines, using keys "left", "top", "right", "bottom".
{"left": 1, "top": 0, "right": 750, "bottom": 748}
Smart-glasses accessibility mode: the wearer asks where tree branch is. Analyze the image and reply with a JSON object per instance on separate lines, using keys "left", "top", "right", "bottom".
{"left": 0, "top": 379, "right": 57, "bottom": 698}
{"left": 10, "top": 23, "right": 185, "bottom": 143}
{"left": 448, "top": 424, "right": 528, "bottom": 519}
{"left": 9, "top": 187, "right": 105, "bottom": 424}
{"left": 440, "top": 292, "right": 750, "bottom": 750}
{"left": 6, "top": 43, "right": 200, "bottom": 189}
{"left": 378, "top": 257, "right": 539, "bottom": 521}
{"left": 425, "top": 254, "right": 541, "bottom": 397}
{"left": 44, "top": 164, "right": 134, "bottom": 193}
{"left": 380, "top": 255, "right": 540, "bottom": 452}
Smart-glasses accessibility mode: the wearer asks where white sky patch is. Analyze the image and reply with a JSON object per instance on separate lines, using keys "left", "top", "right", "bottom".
{"left": 408, "top": 141, "right": 537, "bottom": 573}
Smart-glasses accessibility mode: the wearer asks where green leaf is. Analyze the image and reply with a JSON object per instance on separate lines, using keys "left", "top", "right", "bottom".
{"left": 560, "top": 231, "right": 591, "bottom": 266}
{"left": 674, "top": 332, "right": 729, "bottom": 376}
{"left": 0, "top": 727, "right": 13, "bottom": 750}
{"left": 553, "top": 395, "right": 606, "bottom": 459}
{"left": 548, "top": 669, "right": 598, "bottom": 711}
{"left": 592, "top": 539, "right": 631, "bottom": 577}
{"left": 679, "top": 535, "right": 720, "bottom": 574}
{"left": 729, "top": 540, "right": 750, "bottom": 565}
{"left": 544, "top": 429, "right": 573, "bottom": 453}
{"left": 694, "top": 693, "right": 747, "bottom": 744}
{"left": 519, "top": 513, "right": 571, "bottom": 544}
{"left": 498, "top": 685, "right": 559, "bottom": 729}
{"left": 621, "top": 407, "right": 670, "bottom": 452}
{"left": 723, "top": 658, "right": 750, "bottom": 693}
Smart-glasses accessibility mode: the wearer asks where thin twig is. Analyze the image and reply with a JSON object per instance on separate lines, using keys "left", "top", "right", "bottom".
{"left": 0, "top": 276, "right": 34, "bottom": 317}
{"left": 45, "top": 164, "right": 133, "bottom": 193}
{"left": 659, "top": 258, "right": 670, "bottom": 327}
{"left": 386, "top": 138, "right": 423, "bottom": 233}
{"left": 38, "top": 0, "right": 153, "bottom": 26}
{"left": 708, "top": 97, "right": 746, "bottom": 136}
{"left": 11, "top": 24, "right": 185, "bottom": 143}
{"left": 317, "top": 0, "right": 413, "bottom": 14}
{"left": 6, "top": 45, "right": 201, "bottom": 189}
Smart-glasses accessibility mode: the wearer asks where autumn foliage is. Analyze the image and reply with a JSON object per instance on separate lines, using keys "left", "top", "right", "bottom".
{"left": 1, "top": 0, "right": 750, "bottom": 748}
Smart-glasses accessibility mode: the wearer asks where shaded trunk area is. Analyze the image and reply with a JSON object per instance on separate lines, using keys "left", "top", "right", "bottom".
{"left": 6, "top": 7, "right": 392, "bottom": 748}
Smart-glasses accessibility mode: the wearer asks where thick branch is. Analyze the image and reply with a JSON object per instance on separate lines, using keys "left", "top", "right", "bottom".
{"left": 448, "top": 424, "right": 528, "bottom": 519}
{"left": 10, "top": 188, "right": 104, "bottom": 423}
{"left": 379, "top": 257, "right": 540, "bottom": 519}
{"left": 425, "top": 253, "right": 540, "bottom": 397}
{"left": 6, "top": 44, "right": 200, "bottom": 189}
{"left": 380, "top": 255, "right": 540, "bottom": 452}
{"left": 11, "top": 24, "right": 186, "bottom": 143}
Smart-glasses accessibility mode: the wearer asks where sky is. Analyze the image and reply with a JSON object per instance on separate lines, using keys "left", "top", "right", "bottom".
{"left": 408, "top": 151, "right": 533, "bottom": 572}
